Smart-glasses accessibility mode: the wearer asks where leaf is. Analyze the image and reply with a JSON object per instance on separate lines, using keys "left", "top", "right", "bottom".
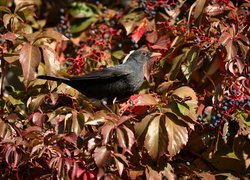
{"left": 0, "top": 32, "right": 17, "bottom": 42}
{"left": 131, "top": 18, "right": 147, "bottom": 44}
{"left": 114, "top": 153, "right": 128, "bottom": 177}
{"left": 151, "top": 35, "right": 169, "bottom": 50}
{"left": 181, "top": 46, "right": 201, "bottom": 81}
{"left": 27, "top": 94, "right": 46, "bottom": 111}
{"left": 135, "top": 113, "right": 155, "bottom": 142}
{"left": 119, "top": 11, "right": 144, "bottom": 35}
{"left": 69, "top": 2, "right": 97, "bottom": 18}
{"left": 0, "top": 6, "right": 12, "bottom": 13}
{"left": 145, "top": 166, "right": 162, "bottom": 180}
{"left": 162, "top": 163, "right": 176, "bottom": 180}
{"left": 31, "top": 112, "right": 45, "bottom": 127}
{"left": 116, "top": 128, "right": 127, "bottom": 148}
{"left": 204, "top": 4, "right": 224, "bottom": 16}
{"left": 85, "top": 118, "right": 106, "bottom": 125}
{"left": 0, "top": 121, "right": 12, "bottom": 140}
{"left": 40, "top": 45, "right": 62, "bottom": 76}
{"left": 172, "top": 86, "right": 198, "bottom": 110}
{"left": 130, "top": 94, "right": 158, "bottom": 106}
{"left": 31, "top": 29, "right": 68, "bottom": 43}
{"left": 194, "top": 0, "right": 207, "bottom": 19}
{"left": 101, "top": 122, "right": 114, "bottom": 145}
{"left": 93, "top": 146, "right": 111, "bottom": 167}
{"left": 8, "top": 94, "right": 24, "bottom": 105}
{"left": 122, "top": 125, "right": 135, "bottom": 151}
{"left": 167, "top": 51, "right": 187, "bottom": 80}
{"left": 3, "top": 14, "right": 12, "bottom": 28}
{"left": 19, "top": 43, "right": 41, "bottom": 81}
{"left": 70, "top": 16, "right": 98, "bottom": 33}
{"left": 165, "top": 113, "right": 188, "bottom": 158}
{"left": 144, "top": 114, "right": 168, "bottom": 160}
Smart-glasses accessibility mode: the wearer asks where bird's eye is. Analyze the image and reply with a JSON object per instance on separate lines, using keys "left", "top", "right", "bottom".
{"left": 142, "top": 52, "right": 147, "bottom": 56}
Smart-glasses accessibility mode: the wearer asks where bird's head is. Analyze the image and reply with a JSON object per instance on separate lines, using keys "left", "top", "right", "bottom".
{"left": 124, "top": 50, "right": 161, "bottom": 65}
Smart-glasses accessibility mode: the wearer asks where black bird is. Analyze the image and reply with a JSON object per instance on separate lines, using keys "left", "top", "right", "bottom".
{"left": 38, "top": 50, "right": 161, "bottom": 102}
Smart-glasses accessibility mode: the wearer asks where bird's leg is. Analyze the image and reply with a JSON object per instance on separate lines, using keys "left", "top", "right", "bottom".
{"left": 100, "top": 98, "right": 113, "bottom": 112}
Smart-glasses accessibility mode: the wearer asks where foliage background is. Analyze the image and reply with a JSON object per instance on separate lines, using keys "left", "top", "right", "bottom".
{"left": 0, "top": 0, "right": 249, "bottom": 179}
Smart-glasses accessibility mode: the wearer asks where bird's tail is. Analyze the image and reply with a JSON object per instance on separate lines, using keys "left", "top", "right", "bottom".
{"left": 37, "top": 75, "right": 69, "bottom": 82}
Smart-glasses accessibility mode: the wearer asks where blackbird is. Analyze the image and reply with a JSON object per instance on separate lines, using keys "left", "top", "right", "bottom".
{"left": 38, "top": 50, "right": 160, "bottom": 102}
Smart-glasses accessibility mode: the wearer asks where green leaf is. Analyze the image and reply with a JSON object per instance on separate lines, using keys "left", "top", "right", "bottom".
{"left": 70, "top": 16, "right": 98, "bottom": 33}
{"left": 8, "top": 94, "right": 24, "bottom": 105}
{"left": 69, "top": 2, "right": 97, "bottom": 18}
{"left": 181, "top": 46, "right": 201, "bottom": 81}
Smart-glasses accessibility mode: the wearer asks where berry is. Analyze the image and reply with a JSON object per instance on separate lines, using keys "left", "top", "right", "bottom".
{"left": 222, "top": 106, "right": 227, "bottom": 110}
{"left": 117, "top": 43, "right": 122, "bottom": 48}
{"left": 216, "top": 114, "right": 222, "bottom": 118}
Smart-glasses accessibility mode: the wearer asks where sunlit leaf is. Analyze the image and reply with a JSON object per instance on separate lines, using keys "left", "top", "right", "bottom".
{"left": 19, "top": 43, "right": 41, "bottom": 81}
{"left": 27, "top": 94, "right": 46, "bottom": 111}
{"left": 131, "top": 18, "right": 147, "bottom": 43}
{"left": 162, "top": 163, "right": 176, "bottom": 179}
{"left": 165, "top": 113, "right": 188, "bottom": 158}
{"left": 144, "top": 114, "right": 168, "bottom": 159}
{"left": 145, "top": 166, "right": 162, "bottom": 180}
{"left": 194, "top": 0, "right": 207, "bottom": 19}
{"left": 40, "top": 45, "right": 62, "bottom": 76}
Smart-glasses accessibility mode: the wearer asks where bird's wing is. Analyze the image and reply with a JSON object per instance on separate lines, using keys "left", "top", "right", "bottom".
{"left": 68, "top": 67, "right": 130, "bottom": 80}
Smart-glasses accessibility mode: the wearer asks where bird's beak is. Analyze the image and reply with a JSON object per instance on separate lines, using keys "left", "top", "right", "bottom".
{"left": 150, "top": 52, "right": 162, "bottom": 57}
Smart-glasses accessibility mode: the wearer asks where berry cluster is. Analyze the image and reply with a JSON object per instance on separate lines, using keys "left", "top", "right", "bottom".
{"left": 55, "top": 8, "right": 72, "bottom": 38}
{"left": 198, "top": 96, "right": 250, "bottom": 127}
{"left": 138, "top": 0, "right": 177, "bottom": 18}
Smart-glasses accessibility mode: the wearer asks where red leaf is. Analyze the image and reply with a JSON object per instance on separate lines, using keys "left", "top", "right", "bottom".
{"left": 131, "top": 18, "right": 147, "bottom": 44}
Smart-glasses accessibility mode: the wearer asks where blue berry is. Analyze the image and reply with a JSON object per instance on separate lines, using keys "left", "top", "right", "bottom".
{"left": 211, "top": 116, "right": 216, "bottom": 120}
{"left": 204, "top": 112, "right": 209, "bottom": 116}
{"left": 186, "top": 161, "right": 190, "bottom": 166}
{"left": 117, "top": 43, "right": 122, "bottom": 48}
{"left": 216, "top": 114, "right": 221, "bottom": 118}
{"left": 222, "top": 106, "right": 228, "bottom": 110}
